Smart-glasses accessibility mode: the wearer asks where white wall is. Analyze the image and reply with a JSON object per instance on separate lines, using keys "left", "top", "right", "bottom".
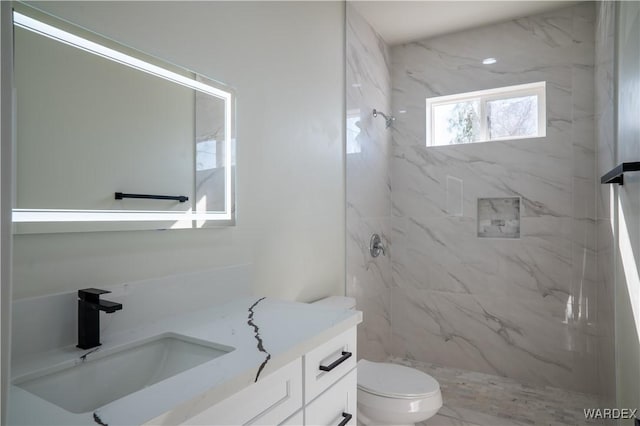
{"left": 12, "top": 1, "right": 345, "bottom": 302}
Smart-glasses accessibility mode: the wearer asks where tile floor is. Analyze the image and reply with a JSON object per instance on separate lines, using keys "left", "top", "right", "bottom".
{"left": 389, "top": 357, "right": 600, "bottom": 426}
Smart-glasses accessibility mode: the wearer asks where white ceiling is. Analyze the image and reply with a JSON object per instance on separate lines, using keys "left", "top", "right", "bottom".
{"left": 350, "top": 1, "right": 579, "bottom": 45}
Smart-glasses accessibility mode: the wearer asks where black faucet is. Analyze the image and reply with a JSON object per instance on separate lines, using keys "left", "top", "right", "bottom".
{"left": 77, "top": 288, "right": 123, "bottom": 350}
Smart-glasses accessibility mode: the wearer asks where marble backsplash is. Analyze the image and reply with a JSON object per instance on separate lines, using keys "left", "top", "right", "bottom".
{"left": 389, "top": 3, "right": 598, "bottom": 394}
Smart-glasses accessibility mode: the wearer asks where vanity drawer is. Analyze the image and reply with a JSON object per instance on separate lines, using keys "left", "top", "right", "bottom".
{"left": 304, "top": 327, "right": 356, "bottom": 402}
{"left": 305, "top": 368, "right": 357, "bottom": 426}
{"left": 182, "top": 357, "right": 303, "bottom": 425}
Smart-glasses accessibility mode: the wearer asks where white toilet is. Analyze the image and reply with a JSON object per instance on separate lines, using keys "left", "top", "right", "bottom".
{"left": 312, "top": 297, "right": 443, "bottom": 425}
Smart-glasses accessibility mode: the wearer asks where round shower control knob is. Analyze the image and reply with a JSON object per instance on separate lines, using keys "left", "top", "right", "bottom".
{"left": 370, "top": 234, "right": 386, "bottom": 258}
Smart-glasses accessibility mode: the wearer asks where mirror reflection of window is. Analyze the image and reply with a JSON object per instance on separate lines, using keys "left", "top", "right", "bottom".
{"left": 346, "top": 110, "right": 362, "bottom": 154}
{"left": 196, "top": 140, "right": 217, "bottom": 171}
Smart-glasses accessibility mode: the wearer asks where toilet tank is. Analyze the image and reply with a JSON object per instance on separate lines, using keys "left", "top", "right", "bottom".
{"left": 311, "top": 296, "right": 356, "bottom": 310}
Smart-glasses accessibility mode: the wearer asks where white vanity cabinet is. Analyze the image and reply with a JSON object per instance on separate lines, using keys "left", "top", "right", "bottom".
{"left": 304, "top": 370, "right": 357, "bottom": 426}
{"left": 304, "top": 328, "right": 357, "bottom": 426}
{"left": 181, "top": 327, "right": 357, "bottom": 426}
{"left": 182, "top": 357, "right": 304, "bottom": 426}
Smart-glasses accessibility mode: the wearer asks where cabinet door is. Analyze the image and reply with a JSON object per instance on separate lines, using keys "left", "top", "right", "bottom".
{"left": 280, "top": 409, "right": 303, "bottom": 426}
{"left": 182, "top": 357, "right": 303, "bottom": 425}
{"left": 305, "top": 369, "right": 356, "bottom": 426}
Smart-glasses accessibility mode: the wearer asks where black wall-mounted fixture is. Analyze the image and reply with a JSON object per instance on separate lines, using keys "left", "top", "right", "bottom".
{"left": 601, "top": 162, "right": 640, "bottom": 185}
{"left": 115, "top": 192, "right": 188, "bottom": 203}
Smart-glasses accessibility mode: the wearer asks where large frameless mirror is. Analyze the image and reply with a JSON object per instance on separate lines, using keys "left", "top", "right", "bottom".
{"left": 12, "top": 5, "right": 236, "bottom": 233}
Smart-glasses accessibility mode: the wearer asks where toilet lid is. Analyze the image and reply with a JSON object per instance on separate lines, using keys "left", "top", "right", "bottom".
{"left": 357, "top": 360, "right": 440, "bottom": 399}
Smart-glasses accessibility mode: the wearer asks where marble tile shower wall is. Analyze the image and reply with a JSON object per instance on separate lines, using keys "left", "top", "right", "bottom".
{"left": 346, "top": 4, "right": 392, "bottom": 361}
{"left": 594, "top": 0, "right": 616, "bottom": 408}
{"left": 389, "top": 4, "right": 598, "bottom": 393}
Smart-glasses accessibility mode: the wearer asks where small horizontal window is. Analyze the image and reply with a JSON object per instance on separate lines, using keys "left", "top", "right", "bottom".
{"left": 426, "top": 82, "right": 546, "bottom": 147}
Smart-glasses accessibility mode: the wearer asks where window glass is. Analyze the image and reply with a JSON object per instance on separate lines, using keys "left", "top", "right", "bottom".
{"left": 433, "top": 100, "right": 481, "bottom": 145}
{"left": 487, "top": 95, "right": 538, "bottom": 139}
{"left": 426, "top": 82, "right": 545, "bottom": 147}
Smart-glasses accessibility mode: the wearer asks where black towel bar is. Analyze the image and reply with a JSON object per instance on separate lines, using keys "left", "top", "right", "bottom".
{"left": 114, "top": 192, "right": 188, "bottom": 203}
{"left": 600, "top": 162, "right": 640, "bottom": 185}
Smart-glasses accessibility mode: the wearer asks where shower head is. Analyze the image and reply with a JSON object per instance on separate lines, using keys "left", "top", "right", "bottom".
{"left": 372, "top": 109, "right": 396, "bottom": 129}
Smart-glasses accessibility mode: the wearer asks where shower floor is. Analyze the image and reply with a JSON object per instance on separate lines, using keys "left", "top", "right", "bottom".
{"left": 389, "top": 358, "right": 599, "bottom": 426}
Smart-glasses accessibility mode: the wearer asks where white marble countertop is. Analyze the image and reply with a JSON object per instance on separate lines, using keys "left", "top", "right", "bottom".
{"left": 8, "top": 297, "right": 362, "bottom": 426}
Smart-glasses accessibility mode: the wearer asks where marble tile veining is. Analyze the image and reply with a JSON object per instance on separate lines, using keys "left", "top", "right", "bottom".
{"left": 390, "top": 358, "right": 599, "bottom": 426}
{"left": 389, "top": 3, "right": 597, "bottom": 393}
{"left": 346, "top": 3, "right": 393, "bottom": 362}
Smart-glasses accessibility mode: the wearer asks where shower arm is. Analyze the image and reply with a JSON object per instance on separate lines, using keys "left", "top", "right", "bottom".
{"left": 372, "top": 109, "right": 396, "bottom": 128}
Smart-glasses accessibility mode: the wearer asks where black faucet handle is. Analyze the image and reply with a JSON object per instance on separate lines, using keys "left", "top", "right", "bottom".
{"left": 78, "top": 288, "right": 111, "bottom": 303}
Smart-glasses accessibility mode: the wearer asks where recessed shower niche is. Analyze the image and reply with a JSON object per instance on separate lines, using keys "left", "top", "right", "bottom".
{"left": 477, "top": 197, "right": 520, "bottom": 239}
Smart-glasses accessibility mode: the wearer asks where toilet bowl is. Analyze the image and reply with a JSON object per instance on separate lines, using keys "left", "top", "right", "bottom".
{"left": 312, "top": 297, "right": 443, "bottom": 425}
{"left": 357, "top": 359, "right": 442, "bottom": 426}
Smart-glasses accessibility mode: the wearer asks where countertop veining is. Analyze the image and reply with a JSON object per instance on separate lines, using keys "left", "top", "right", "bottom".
{"left": 8, "top": 297, "right": 362, "bottom": 426}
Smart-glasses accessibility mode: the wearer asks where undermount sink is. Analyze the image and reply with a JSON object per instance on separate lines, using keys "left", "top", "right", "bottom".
{"left": 14, "top": 333, "right": 234, "bottom": 413}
